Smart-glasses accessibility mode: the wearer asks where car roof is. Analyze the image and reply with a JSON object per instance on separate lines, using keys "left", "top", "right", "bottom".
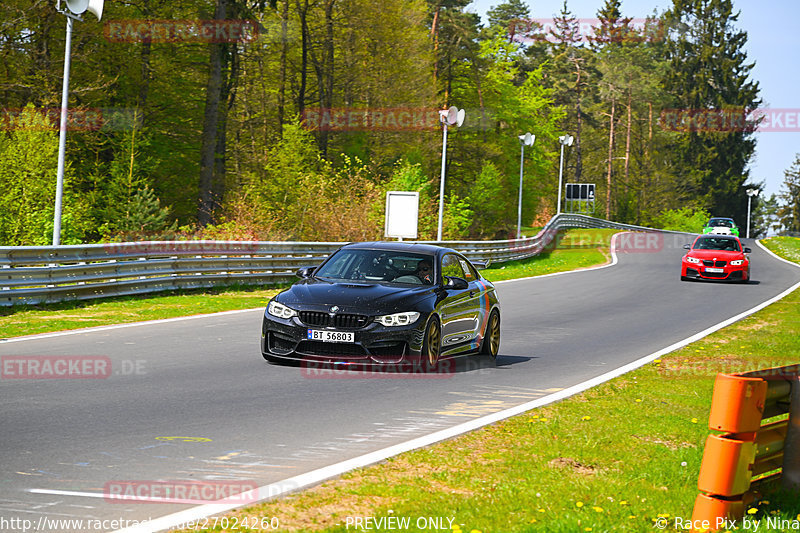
{"left": 341, "top": 241, "right": 458, "bottom": 257}
{"left": 696, "top": 234, "right": 738, "bottom": 241}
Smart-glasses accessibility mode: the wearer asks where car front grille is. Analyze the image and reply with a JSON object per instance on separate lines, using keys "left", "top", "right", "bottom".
{"left": 702, "top": 260, "right": 727, "bottom": 267}
{"left": 299, "top": 311, "right": 369, "bottom": 329}
{"left": 296, "top": 340, "right": 367, "bottom": 357}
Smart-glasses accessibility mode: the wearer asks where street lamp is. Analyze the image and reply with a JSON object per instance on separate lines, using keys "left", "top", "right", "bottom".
{"left": 557, "top": 134, "right": 574, "bottom": 215}
{"left": 746, "top": 188, "right": 759, "bottom": 239}
{"left": 53, "top": 0, "right": 104, "bottom": 246}
{"left": 436, "top": 106, "right": 465, "bottom": 241}
{"left": 517, "top": 132, "right": 535, "bottom": 239}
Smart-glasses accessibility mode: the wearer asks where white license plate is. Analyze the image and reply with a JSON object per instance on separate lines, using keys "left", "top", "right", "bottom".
{"left": 307, "top": 329, "right": 354, "bottom": 343}
{"left": 705, "top": 267, "right": 724, "bottom": 273}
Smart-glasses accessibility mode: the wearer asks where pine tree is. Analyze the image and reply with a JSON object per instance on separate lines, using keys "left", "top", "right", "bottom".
{"left": 778, "top": 156, "right": 800, "bottom": 234}
{"left": 663, "top": 0, "right": 760, "bottom": 222}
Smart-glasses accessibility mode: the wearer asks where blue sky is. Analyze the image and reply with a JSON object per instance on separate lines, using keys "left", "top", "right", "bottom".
{"left": 466, "top": 0, "right": 800, "bottom": 199}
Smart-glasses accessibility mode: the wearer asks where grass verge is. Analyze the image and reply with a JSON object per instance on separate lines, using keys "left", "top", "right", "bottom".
{"left": 192, "top": 236, "right": 800, "bottom": 533}
{"left": 0, "top": 285, "right": 281, "bottom": 339}
{"left": 0, "top": 229, "right": 614, "bottom": 339}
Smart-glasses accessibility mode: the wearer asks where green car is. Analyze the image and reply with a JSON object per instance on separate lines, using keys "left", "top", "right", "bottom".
{"left": 702, "top": 217, "right": 739, "bottom": 237}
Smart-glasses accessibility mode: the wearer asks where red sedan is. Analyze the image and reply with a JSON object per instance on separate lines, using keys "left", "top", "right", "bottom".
{"left": 681, "top": 235, "right": 751, "bottom": 283}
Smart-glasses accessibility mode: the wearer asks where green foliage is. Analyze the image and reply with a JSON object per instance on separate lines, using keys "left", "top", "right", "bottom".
{"left": 442, "top": 193, "right": 472, "bottom": 240}
{"left": 0, "top": 0, "right": 769, "bottom": 243}
{"left": 0, "top": 105, "right": 89, "bottom": 245}
{"left": 469, "top": 161, "right": 513, "bottom": 238}
{"left": 778, "top": 155, "right": 800, "bottom": 234}
{"left": 96, "top": 121, "right": 173, "bottom": 240}
{"left": 653, "top": 207, "right": 712, "bottom": 233}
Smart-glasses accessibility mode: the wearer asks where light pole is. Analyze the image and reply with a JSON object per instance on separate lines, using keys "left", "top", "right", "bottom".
{"left": 53, "top": 0, "right": 104, "bottom": 246}
{"left": 746, "top": 188, "right": 759, "bottom": 239}
{"left": 557, "top": 134, "right": 573, "bottom": 215}
{"left": 517, "top": 132, "right": 534, "bottom": 239}
{"left": 436, "top": 106, "right": 465, "bottom": 241}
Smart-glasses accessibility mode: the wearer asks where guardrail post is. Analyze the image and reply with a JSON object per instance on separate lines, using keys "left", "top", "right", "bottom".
{"left": 783, "top": 376, "right": 800, "bottom": 490}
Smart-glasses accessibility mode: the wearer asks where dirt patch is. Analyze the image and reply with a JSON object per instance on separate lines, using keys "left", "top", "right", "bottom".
{"left": 633, "top": 434, "right": 696, "bottom": 450}
{"left": 547, "top": 457, "right": 597, "bottom": 475}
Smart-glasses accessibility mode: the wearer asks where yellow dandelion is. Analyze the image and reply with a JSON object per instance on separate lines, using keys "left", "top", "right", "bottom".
{"left": 658, "top": 514, "right": 670, "bottom": 518}
{"left": 628, "top": 515, "right": 636, "bottom": 519}
{"left": 585, "top": 528, "right": 592, "bottom": 532}
{"left": 747, "top": 508, "right": 758, "bottom": 515}
{"left": 470, "top": 530, "right": 482, "bottom": 533}
{"left": 593, "top": 506, "right": 604, "bottom": 513}
{"left": 581, "top": 416, "right": 591, "bottom": 421}
{"left": 619, "top": 501, "right": 629, "bottom": 506}
{"left": 655, "top": 359, "right": 661, "bottom": 364}
{"left": 540, "top": 417, "right": 548, "bottom": 422}
{"left": 529, "top": 518, "right": 537, "bottom": 523}
{"left": 576, "top": 501, "right": 584, "bottom": 508}
{"left": 538, "top": 508, "right": 545, "bottom": 513}
{"left": 691, "top": 418, "right": 699, "bottom": 423}
{"left": 635, "top": 398, "right": 642, "bottom": 403}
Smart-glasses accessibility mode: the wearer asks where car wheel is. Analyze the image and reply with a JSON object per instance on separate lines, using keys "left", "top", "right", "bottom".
{"left": 422, "top": 317, "right": 441, "bottom": 371}
{"left": 480, "top": 310, "right": 500, "bottom": 358}
{"left": 680, "top": 275, "right": 689, "bottom": 281}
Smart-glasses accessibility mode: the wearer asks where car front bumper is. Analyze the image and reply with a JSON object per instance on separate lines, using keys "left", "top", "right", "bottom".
{"left": 261, "top": 312, "right": 428, "bottom": 364}
{"left": 682, "top": 262, "right": 748, "bottom": 281}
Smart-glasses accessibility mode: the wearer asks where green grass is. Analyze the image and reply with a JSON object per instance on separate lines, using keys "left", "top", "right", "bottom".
{"left": 193, "top": 236, "right": 800, "bottom": 532}
{"left": 482, "top": 228, "right": 616, "bottom": 282}
{"left": 0, "top": 229, "right": 614, "bottom": 339}
{"left": 0, "top": 285, "right": 281, "bottom": 339}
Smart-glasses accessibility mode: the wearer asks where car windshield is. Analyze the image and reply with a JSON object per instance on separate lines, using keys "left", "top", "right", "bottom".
{"left": 314, "top": 249, "right": 436, "bottom": 285}
{"left": 708, "top": 219, "right": 734, "bottom": 228}
{"left": 693, "top": 237, "right": 740, "bottom": 251}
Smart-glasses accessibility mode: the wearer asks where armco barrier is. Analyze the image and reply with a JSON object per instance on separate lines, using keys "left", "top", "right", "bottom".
{"left": 692, "top": 364, "right": 800, "bottom": 531}
{"left": 0, "top": 214, "right": 655, "bottom": 306}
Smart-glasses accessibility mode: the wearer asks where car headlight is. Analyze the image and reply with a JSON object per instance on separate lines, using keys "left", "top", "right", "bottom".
{"left": 375, "top": 311, "right": 420, "bottom": 327}
{"left": 730, "top": 259, "right": 744, "bottom": 266}
{"left": 685, "top": 256, "right": 701, "bottom": 264}
{"left": 268, "top": 300, "right": 297, "bottom": 319}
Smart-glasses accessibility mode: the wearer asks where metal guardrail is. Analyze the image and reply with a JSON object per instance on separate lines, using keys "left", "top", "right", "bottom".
{"left": 0, "top": 214, "right": 653, "bottom": 306}
{"left": 692, "top": 365, "right": 800, "bottom": 529}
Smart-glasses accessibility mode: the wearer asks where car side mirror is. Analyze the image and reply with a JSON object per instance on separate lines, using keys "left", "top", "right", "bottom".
{"left": 683, "top": 244, "right": 691, "bottom": 250}
{"left": 744, "top": 247, "right": 752, "bottom": 254}
{"left": 444, "top": 276, "right": 468, "bottom": 290}
{"left": 296, "top": 266, "right": 316, "bottom": 279}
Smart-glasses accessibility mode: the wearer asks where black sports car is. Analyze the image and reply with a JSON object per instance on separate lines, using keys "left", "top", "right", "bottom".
{"left": 261, "top": 242, "right": 500, "bottom": 368}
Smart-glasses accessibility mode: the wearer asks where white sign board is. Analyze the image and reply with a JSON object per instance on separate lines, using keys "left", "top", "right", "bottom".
{"left": 385, "top": 191, "right": 419, "bottom": 240}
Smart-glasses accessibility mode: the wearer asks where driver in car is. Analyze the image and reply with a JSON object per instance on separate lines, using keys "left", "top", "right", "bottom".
{"left": 415, "top": 260, "right": 433, "bottom": 284}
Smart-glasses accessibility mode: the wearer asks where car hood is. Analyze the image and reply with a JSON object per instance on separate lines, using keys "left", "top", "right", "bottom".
{"left": 275, "top": 278, "right": 435, "bottom": 314}
{"left": 686, "top": 249, "right": 745, "bottom": 260}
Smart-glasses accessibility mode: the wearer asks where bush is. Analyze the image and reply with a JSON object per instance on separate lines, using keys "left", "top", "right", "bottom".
{"left": 654, "top": 207, "right": 711, "bottom": 233}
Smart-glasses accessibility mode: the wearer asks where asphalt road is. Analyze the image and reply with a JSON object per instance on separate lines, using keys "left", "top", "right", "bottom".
{"left": 1, "top": 232, "right": 798, "bottom": 532}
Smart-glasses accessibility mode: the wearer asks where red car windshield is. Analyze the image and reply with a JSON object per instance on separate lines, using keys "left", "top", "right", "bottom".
{"left": 693, "top": 237, "right": 740, "bottom": 251}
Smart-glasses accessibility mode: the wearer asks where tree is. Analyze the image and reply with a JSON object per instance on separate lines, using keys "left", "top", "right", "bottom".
{"left": 0, "top": 105, "right": 88, "bottom": 245}
{"left": 777, "top": 155, "right": 800, "bottom": 234}
{"left": 662, "top": 0, "right": 760, "bottom": 222}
